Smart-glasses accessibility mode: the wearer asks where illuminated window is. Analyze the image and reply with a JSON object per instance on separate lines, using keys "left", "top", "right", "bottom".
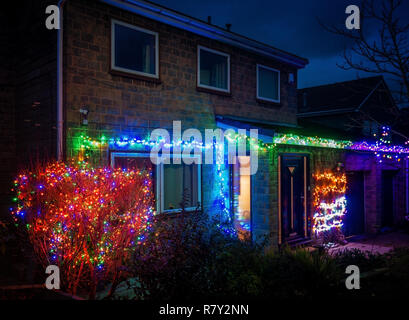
{"left": 257, "top": 64, "right": 280, "bottom": 103}
{"left": 197, "top": 46, "right": 230, "bottom": 93}
{"left": 232, "top": 156, "right": 251, "bottom": 240}
{"left": 111, "top": 20, "right": 159, "bottom": 78}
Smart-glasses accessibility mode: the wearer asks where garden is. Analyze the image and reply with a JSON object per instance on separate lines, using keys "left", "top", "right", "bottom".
{"left": 1, "top": 161, "right": 409, "bottom": 300}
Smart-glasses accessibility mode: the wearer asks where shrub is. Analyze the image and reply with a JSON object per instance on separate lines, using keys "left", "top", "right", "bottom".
{"left": 10, "top": 161, "right": 154, "bottom": 299}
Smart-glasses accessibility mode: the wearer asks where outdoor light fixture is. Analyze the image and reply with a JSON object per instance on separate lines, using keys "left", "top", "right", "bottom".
{"left": 288, "top": 73, "right": 295, "bottom": 84}
{"left": 80, "top": 106, "right": 89, "bottom": 125}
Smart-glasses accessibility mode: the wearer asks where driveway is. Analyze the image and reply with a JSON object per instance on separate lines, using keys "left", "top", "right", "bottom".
{"left": 329, "top": 231, "right": 409, "bottom": 255}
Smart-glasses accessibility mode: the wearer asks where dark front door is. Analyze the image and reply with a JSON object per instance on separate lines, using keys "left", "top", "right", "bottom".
{"left": 382, "top": 171, "right": 395, "bottom": 228}
{"left": 279, "top": 154, "right": 308, "bottom": 241}
{"left": 345, "top": 171, "right": 365, "bottom": 235}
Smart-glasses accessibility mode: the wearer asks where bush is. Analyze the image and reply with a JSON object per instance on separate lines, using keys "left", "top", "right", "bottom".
{"left": 116, "top": 212, "right": 345, "bottom": 300}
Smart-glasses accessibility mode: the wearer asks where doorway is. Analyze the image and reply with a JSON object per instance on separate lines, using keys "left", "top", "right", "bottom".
{"left": 345, "top": 171, "right": 365, "bottom": 235}
{"left": 381, "top": 170, "right": 395, "bottom": 228}
{"left": 279, "top": 154, "right": 309, "bottom": 242}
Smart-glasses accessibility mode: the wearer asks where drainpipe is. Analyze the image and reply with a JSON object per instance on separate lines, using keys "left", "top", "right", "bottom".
{"left": 57, "top": 0, "right": 67, "bottom": 161}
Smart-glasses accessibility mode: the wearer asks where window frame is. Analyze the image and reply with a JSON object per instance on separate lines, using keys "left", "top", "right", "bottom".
{"left": 197, "top": 45, "right": 231, "bottom": 93}
{"left": 256, "top": 64, "right": 280, "bottom": 103}
{"left": 111, "top": 19, "right": 160, "bottom": 79}
{"left": 110, "top": 152, "right": 201, "bottom": 215}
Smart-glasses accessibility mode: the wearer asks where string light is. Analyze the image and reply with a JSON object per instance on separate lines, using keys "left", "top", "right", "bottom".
{"left": 11, "top": 161, "right": 154, "bottom": 291}
{"left": 312, "top": 171, "right": 347, "bottom": 236}
{"left": 273, "top": 133, "right": 352, "bottom": 149}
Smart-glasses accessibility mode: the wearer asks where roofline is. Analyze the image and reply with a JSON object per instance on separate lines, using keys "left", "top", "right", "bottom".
{"left": 297, "top": 107, "right": 356, "bottom": 117}
{"left": 356, "top": 79, "right": 382, "bottom": 111}
{"left": 215, "top": 114, "right": 300, "bottom": 128}
{"left": 100, "top": 0, "right": 309, "bottom": 69}
{"left": 298, "top": 75, "right": 383, "bottom": 91}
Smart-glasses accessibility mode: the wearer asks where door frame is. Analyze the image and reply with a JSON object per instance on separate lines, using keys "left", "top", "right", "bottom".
{"left": 278, "top": 153, "right": 310, "bottom": 244}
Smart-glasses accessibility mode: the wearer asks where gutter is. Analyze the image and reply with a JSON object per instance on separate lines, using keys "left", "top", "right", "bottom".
{"left": 57, "top": 0, "right": 67, "bottom": 161}
{"left": 100, "top": 0, "right": 308, "bottom": 69}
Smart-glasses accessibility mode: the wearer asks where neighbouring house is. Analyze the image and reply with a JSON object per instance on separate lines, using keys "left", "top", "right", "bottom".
{"left": 1, "top": 0, "right": 408, "bottom": 248}
{"left": 298, "top": 77, "right": 409, "bottom": 235}
{"left": 297, "top": 76, "right": 400, "bottom": 140}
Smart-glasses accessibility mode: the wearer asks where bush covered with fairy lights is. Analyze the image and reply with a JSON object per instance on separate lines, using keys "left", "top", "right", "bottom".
{"left": 10, "top": 161, "right": 154, "bottom": 299}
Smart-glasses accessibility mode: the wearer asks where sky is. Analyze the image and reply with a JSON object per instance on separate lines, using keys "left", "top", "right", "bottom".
{"left": 150, "top": 0, "right": 408, "bottom": 89}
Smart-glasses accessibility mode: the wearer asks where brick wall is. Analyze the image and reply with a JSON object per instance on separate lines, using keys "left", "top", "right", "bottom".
{"left": 0, "top": 12, "right": 16, "bottom": 209}
{"left": 0, "top": 1, "right": 57, "bottom": 215}
{"left": 252, "top": 145, "right": 345, "bottom": 247}
{"left": 63, "top": 0, "right": 300, "bottom": 162}
{"left": 12, "top": 1, "right": 57, "bottom": 170}
{"left": 345, "top": 153, "right": 406, "bottom": 233}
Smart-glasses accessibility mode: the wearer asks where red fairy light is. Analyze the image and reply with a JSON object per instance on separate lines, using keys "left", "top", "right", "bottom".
{"left": 11, "top": 161, "right": 154, "bottom": 295}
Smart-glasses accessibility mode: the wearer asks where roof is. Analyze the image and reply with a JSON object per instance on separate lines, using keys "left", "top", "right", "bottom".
{"left": 100, "top": 0, "right": 309, "bottom": 68}
{"left": 297, "top": 76, "right": 396, "bottom": 117}
{"left": 215, "top": 115, "right": 351, "bottom": 141}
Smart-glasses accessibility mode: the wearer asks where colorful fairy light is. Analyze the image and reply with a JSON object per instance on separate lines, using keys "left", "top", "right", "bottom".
{"left": 75, "top": 127, "right": 409, "bottom": 163}
{"left": 11, "top": 161, "right": 154, "bottom": 294}
{"left": 215, "top": 143, "right": 237, "bottom": 236}
{"left": 273, "top": 133, "right": 352, "bottom": 149}
{"left": 312, "top": 171, "right": 347, "bottom": 235}
{"left": 349, "top": 126, "right": 409, "bottom": 162}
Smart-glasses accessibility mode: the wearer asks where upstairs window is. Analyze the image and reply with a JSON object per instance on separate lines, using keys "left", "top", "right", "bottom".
{"left": 257, "top": 64, "right": 280, "bottom": 103}
{"left": 197, "top": 46, "right": 230, "bottom": 93}
{"left": 111, "top": 20, "right": 159, "bottom": 78}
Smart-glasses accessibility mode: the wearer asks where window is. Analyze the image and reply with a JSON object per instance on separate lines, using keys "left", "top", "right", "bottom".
{"left": 257, "top": 64, "right": 280, "bottom": 103}
{"left": 111, "top": 152, "right": 201, "bottom": 214}
{"left": 111, "top": 20, "right": 159, "bottom": 78}
{"left": 197, "top": 46, "right": 230, "bottom": 93}
{"left": 232, "top": 156, "right": 251, "bottom": 240}
{"left": 161, "top": 162, "right": 200, "bottom": 212}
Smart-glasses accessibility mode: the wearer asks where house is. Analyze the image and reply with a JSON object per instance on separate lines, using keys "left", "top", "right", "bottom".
{"left": 298, "top": 77, "right": 408, "bottom": 235}
{"left": 297, "top": 76, "right": 401, "bottom": 140}
{"left": 1, "top": 0, "right": 408, "bottom": 247}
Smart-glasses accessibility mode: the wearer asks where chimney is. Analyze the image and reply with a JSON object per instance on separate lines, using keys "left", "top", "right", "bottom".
{"left": 225, "top": 23, "right": 231, "bottom": 31}
{"left": 207, "top": 16, "right": 212, "bottom": 24}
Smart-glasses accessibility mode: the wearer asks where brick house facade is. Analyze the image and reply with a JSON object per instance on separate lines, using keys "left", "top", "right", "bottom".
{"left": 2, "top": 0, "right": 408, "bottom": 247}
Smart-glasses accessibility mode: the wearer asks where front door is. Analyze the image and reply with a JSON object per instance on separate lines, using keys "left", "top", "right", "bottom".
{"left": 279, "top": 154, "right": 309, "bottom": 242}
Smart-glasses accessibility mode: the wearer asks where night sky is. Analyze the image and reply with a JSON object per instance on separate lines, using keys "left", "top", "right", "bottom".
{"left": 151, "top": 0, "right": 409, "bottom": 89}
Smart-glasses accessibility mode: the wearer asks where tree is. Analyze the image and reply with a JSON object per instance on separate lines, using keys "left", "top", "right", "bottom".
{"left": 321, "top": 0, "right": 409, "bottom": 139}
{"left": 323, "top": 0, "right": 409, "bottom": 105}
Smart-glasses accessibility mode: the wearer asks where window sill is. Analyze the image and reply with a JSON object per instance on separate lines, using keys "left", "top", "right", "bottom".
{"left": 110, "top": 69, "right": 162, "bottom": 84}
{"left": 196, "top": 86, "right": 231, "bottom": 97}
{"left": 155, "top": 207, "right": 202, "bottom": 220}
{"left": 256, "top": 98, "right": 281, "bottom": 107}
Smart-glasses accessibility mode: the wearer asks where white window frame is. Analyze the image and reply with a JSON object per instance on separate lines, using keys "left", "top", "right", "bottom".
{"left": 110, "top": 152, "right": 201, "bottom": 214}
{"left": 197, "top": 45, "right": 230, "bottom": 93}
{"left": 111, "top": 19, "right": 159, "bottom": 79}
{"left": 256, "top": 64, "right": 280, "bottom": 103}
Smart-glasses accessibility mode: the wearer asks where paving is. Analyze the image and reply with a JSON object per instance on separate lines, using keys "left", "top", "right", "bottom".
{"left": 328, "top": 231, "right": 409, "bottom": 255}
